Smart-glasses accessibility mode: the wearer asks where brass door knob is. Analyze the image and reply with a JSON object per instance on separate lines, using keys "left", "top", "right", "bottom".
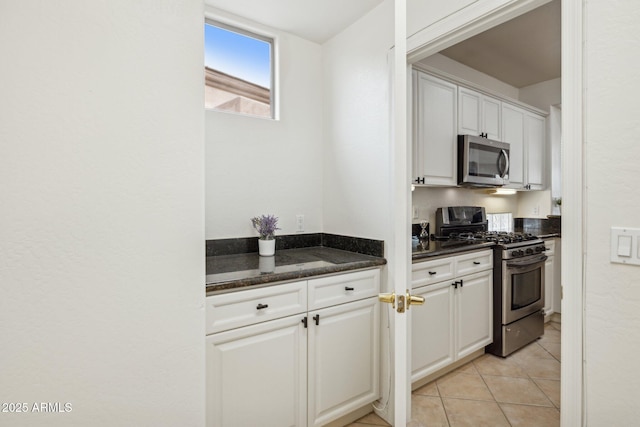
{"left": 378, "top": 292, "right": 396, "bottom": 309}
{"left": 406, "top": 291, "right": 425, "bottom": 310}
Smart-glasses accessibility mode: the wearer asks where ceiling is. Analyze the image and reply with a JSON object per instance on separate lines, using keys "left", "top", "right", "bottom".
{"left": 205, "top": 0, "right": 560, "bottom": 88}
{"left": 436, "top": 0, "right": 561, "bottom": 88}
{"left": 204, "top": 0, "right": 384, "bottom": 44}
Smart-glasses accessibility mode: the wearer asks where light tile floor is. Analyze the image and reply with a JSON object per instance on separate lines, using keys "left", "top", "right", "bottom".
{"left": 347, "top": 321, "right": 561, "bottom": 427}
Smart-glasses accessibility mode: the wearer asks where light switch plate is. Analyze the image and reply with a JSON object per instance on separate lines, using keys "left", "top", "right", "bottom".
{"left": 611, "top": 227, "right": 640, "bottom": 265}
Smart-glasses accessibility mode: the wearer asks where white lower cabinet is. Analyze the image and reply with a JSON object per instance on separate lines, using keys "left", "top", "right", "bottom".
{"left": 543, "top": 238, "right": 561, "bottom": 316}
{"left": 411, "top": 250, "right": 493, "bottom": 383}
{"left": 206, "top": 315, "right": 307, "bottom": 427}
{"left": 455, "top": 270, "right": 493, "bottom": 359}
{"left": 411, "top": 281, "right": 454, "bottom": 382}
{"left": 206, "top": 269, "right": 381, "bottom": 427}
{"left": 308, "top": 298, "right": 379, "bottom": 427}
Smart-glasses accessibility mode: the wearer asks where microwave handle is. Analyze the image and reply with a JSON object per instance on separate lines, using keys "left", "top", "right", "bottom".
{"left": 499, "top": 149, "right": 509, "bottom": 178}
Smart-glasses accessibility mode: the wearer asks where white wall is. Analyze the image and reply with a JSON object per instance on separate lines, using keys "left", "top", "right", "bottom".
{"left": 519, "top": 78, "right": 561, "bottom": 112}
{"left": 584, "top": 2, "right": 640, "bottom": 424}
{"left": 0, "top": 1, "right": 204, "bottom": 426}
{"left": 204, "top": 7, "right": 323, "bottom": 239}
{"left": 322, "top": 0, "right": 394, "bottom": 241}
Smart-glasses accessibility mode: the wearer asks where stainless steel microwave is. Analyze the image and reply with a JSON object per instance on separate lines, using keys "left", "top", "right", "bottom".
{"left": 457, "top": 135, "right": 510, "bottom": 187}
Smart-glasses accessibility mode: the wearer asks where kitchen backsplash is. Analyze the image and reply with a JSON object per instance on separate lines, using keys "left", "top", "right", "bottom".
{"left": 514, "top": 216, "right": 561, "bottom": 236}
{"left": 412, "top": 187, "right": 519, "bottom": 229}
{"left": 206, "top": 233, "right": 385, "bottom": 258}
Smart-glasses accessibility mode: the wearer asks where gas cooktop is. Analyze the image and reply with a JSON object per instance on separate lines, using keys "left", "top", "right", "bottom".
{"left": 444, "top": 231, "right": 539, "bottom": 245}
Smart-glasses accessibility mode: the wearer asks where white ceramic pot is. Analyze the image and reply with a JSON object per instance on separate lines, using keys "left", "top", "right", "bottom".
{"left": 258, "top": 238, "right": 276, "bottom": 256}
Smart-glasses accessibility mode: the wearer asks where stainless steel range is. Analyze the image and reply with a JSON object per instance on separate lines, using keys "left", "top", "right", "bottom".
{"left": 434, "top": 206, "right": 546, "bottom": 357}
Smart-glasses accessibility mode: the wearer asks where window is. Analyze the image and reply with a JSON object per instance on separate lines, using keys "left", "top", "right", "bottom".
{"left": 204, "top": 20, "right": 274, "bottom": 119}
{"left": 487, "top": 213, "right": 513, "bottom": 232}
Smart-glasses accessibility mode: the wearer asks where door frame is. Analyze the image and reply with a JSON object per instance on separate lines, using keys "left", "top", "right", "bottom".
{"left": 389, "top": 0, "right": 410, "bottom": 424}
{"left": 400, "top": 1, "right": 585, "bottom": 426}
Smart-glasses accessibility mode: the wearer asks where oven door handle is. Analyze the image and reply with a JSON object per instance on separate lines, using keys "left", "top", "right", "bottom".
{"left": 506, "top": 254, "right": 548, "bottom": 268}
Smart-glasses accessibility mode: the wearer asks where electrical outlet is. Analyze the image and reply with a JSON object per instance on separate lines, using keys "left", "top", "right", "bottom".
{"left": 412, "top": 206, "right": 419, "bottom": 219}
{"left": 533, "top": 205, "right": 540, "bottom": 216}
{"left": 296, "top": 214, "right": 304, "bottom": 232}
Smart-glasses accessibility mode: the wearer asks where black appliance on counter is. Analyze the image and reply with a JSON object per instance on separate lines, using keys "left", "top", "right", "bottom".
{"left": 434, "top": 206, "right": 546, "bottom": 357}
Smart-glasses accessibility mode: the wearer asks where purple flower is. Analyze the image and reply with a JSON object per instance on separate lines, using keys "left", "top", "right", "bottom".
{"left": 251, "top": 214, "right": 280, "bottom": 240}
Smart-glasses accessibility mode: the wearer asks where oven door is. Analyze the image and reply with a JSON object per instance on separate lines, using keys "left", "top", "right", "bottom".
{"left": 502, "top": 254, "right": 546, "bottom": 324}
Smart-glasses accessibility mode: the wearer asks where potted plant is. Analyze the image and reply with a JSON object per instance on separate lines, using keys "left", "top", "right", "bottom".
{"left": 251, "top": 214, "right": 280, "bottom": 256}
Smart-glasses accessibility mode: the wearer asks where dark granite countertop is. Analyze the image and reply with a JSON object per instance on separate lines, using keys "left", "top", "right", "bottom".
{"left": 412, "top": 240, "right": 495, "bottom": 262}
{"left": 206, "top": 246, "right": 386, "bottom": 295}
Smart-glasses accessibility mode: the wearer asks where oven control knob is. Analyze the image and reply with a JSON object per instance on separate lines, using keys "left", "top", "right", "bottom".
{"left": 535, "top": 246, "right": 543, "bottom": 253}
{"left": 525, "top": 248, "right": 534, "bottom": 255}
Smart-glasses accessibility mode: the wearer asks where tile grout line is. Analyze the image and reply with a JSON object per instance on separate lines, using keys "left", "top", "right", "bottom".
{"left": 475, "top": 359, "right": 514, "bottom": 427}
{"left": 523, "top": 342, "right": 559, "bottom": 411}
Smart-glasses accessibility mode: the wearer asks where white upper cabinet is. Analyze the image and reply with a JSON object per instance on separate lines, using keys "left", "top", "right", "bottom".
{"left": 413, "top": 70, "right": 458, "bottom": 186}
{"left": 525, "top": 113, "right": 545, "bottom": 190}
{"left": 458, "top": 87, "right": 501, "bottom": 141}
{"left": 502, "top": 103, "right": 546, "bottom": 190}
{"left": 412, "top": 69, "right": 547, "bottom": 189}
{"left": 502, "top": 103, "right": 526, "bottom": 188}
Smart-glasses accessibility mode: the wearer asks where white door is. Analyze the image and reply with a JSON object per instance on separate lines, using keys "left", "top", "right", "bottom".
{"left": 458, "top": 87, "right": 482, "bottom": 136}
{"left": 525, "top": 113, "right": 546, "bottom": 189}
{"left": 307, "top": 298, "right": 380, "bottom": 427}
{"left": 414, "top": 71, "right": 458, "bottom": 185}
{"left": 411, "top": 281, "right": 455, "bottom": 381}
{"left": 482, "top": 95, "right": 502, "bottom": 140}
{"left": 455, "top": 270, "right": 493, "bottom": 359}
{"left": 206, "top": 315, "right": 307, "bottom": 427}
{"left": 502, "top": 103, "right": 525, "bottom": 188}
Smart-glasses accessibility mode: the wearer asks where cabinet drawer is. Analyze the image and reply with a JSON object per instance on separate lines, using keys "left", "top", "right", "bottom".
{"left": 308, "top": 269, "right": 380, "bottom": 311}
{"left": 206, "top": 281, "right": 307, "bottom": 334}
{"left": 412, "top": 257, "right": 455, "bottom": 287}
{"left": 544, "top": 239, "right": 555, "bottom": 256}
{"left": 455, "top": 250, "right": 493, "bottom": 276}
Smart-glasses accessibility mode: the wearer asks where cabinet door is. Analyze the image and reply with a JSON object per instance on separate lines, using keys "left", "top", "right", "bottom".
{"left": 206, "top": 315, "right": 307, "bottom": 427}
{"left": 307, "top": 298, "right": 380, "bottom": 427}
{"left": 553, "top": 239, "right": 562, "bottom": 314}
{"left": 455, "top": 270, "right": 493, "bottom": 359}
{"left": 544, "top": 255, "right": 554, "bottom": 316}
{"left": 525, "top": 113, "right": 546, "bottom": 189}
{"left": 458, "top": 87, "right": 481, "bottom": 136}
{"left": 414, "top": 71, "right": 458, "bottom": 185}
{"left": 502, "top": 103, "right": 525, "bottom": 188}
{"left": 482, "top": 96, "right": 502, "bottom": 141}
{"left": 411, "top": 281, "right": 455, "bottom": 382}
